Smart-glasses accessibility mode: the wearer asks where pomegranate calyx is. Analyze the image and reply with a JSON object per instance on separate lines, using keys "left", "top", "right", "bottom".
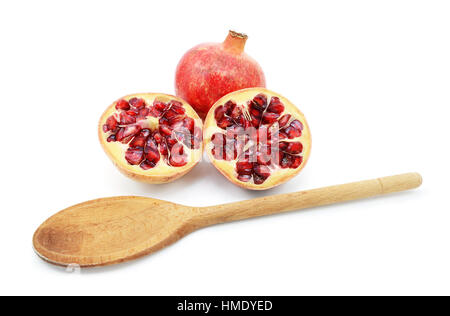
{"left": 222, "top": 30, "right": 248, "bottom": 54}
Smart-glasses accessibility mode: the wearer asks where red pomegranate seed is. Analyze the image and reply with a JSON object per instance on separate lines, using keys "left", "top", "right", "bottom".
{"left": 230, "top": 106, "right": 243, "bottom": 121}
{"left": 171, "top": 119, "right": 186, "bottom": 134}
{"left": 166, "top": 135, "right": 178, "bottom": 147}
{"left": 153, "top": 100, "right": 167, "bottom": 111}
{"left": 290, "top": 119, "right": 303, "bottom": 131}
{"left": 236, "top": 161, "right": 253, "bottom": 175}
{"left": 130, "top": 130, "right": 150, "bottom": 148}
{"left": 170, "top": 100, "right": 183, "bottom": 106}
{"left": 138, "top": 107, "right": 149, "bottom": 117}
{"left": 115, "top": 127, "right": 125, "bottom": 141}
{"left": 267, "top": 97, "right": 285, "bottom": 114}
{"left": 217, "top": 117, "right": 233, "bottom": 129}
{"left": 148, "top": 107, "right": 161, "bottom": 117}
{"left": 129, "top": 97, "right": 146, "bottom": 109}
{"left": 169, "top": 101, "right": 185, "bottom": 114}
{"left": 159, "top": 125, "right": 173, "bottom": 136}
{"left": 251, "top": 117, "right": 260, "bottom": 128}
{"left": 262, "top": 112, "right": 280, "bottom": 124}
{"left": 164, "top": 109, "right": 178, "bottom": 120}
{"left": 168, "top": 116, "right": 184, "bottom": 126}
{"left": 126, "top": 110, "right": 138, "bottom": 116}
{"left": 284, "top": 126, "right": 301, "bottom": 139}
{"left": 104, "top": 116, "right": 118, "bottom": 131}
{"left": 149, "top": 108, "right": 162, "bottom": 117}
{"left": 279, "top": 141, "right": 288, "bottom": 151}
{"left": 125, "top": 147, "right": 144, "bottom": 165}
{"left": 144, "top": 136, "right": 158, "bottom": 153}
{"left": 290, "top": 156, "right": 303, "bottom": 169}
{"left": 107, "top": 134, "right": 116, "bottom": 142}
{"left": 224, "top": 100, "right": 237, "bottom": 115}
{"left": 250, "top": 106, "right": 262, "bottom": 118}
{"left": 153, "top": 132, "right": 162, "bottom": 144}
{"left": 279, "top": 154, "right": 292, "bottom": 168}
{"left": 169, "top": 153, "right": 188, "bottom": 167}
{"left": 168, "top": 115, "right": 184, "bottom": 126}
{"left": 168, "top": 107, "right": 185, "bottom": 122}
{"left": 237, "top": 174, "right": 252, "bottom": 182}
{"left": 214, "top": 106, "right": 226, "bottom": 121}
{"left": 182, "top": 117, "right": 195, "bottom": 133}
{"left": 129, "top": 135, "right": 146, "bottom": 148}
{"left": 159, "top": 141, "right": 168, "bottom": 156}
{"left": 253, "top": 94, "right": 268, "bottom": 109}
{"left": 146, "top": 149, "right": 160, "bottom": 163}
{"left": 253, "top": 174, "right": 266, "bottom": 185}
{"left": 285, "top": 142, "right": 303, "bottom": 154}
{"left": 278, "top": 114, "right": 291, "bottom": 128}
{"left": 140, "top": 160, "right": 156, "bottom": 170}
{"left": 119, "top": 112, "right": 136, "bottom": 125}
{"left": 171, "top": 143, "right": 184, "bottom": 156}
{"left": 253, "top": 164, "right": 270, "bottom": 178}
{"left": 122, "top": 125, "right": 141, "bottom": 139}
{"left": 116, "top": 99, "right": 130, "bottom": 111}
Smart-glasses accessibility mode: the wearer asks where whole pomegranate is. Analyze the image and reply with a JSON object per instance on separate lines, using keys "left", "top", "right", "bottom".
{"left": 175, "top": 31, "right": 266, "bottom": 119}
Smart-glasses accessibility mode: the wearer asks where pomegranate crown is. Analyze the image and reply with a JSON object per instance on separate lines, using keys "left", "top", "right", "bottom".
{"left": 223, "top": 30, "right": 248, "bottom": 54}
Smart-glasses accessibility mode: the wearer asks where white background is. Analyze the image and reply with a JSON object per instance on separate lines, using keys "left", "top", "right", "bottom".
{"left": 1, "top": 0, "right": 449, "bottom": 296}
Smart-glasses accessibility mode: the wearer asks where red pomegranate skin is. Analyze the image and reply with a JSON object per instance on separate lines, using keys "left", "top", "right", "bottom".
{"left": 175, "top": 31, "right": 266, "bottom": 119}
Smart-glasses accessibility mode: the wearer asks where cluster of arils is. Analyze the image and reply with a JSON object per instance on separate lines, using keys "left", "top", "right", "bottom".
{"left": 209, "top": 93, "right": 305, "bottom": 185}
{"left": 102, "top": 97, "right": 202, "bottom": 170}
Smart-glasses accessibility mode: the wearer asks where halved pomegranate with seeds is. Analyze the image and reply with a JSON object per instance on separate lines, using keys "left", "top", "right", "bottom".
{"left": 204, "top": 88, "right": 311, "bottom": 190}
{"left": 99, "top": 93, "right": 203, "bottom": 183}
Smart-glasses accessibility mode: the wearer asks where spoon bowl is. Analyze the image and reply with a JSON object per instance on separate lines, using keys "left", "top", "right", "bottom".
{"left": 33, "top": 196, "right": 196, "bottom": 267}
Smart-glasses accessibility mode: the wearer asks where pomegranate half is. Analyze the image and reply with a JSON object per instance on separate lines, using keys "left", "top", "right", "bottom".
{"left": 175, "top": 30, "right": 266, "bottom": 119}
{"left": 204, "top": 88, "right": 311, "bottom": 190}
{"left": 99, "top": 93, "right": 203, "bottom": 183}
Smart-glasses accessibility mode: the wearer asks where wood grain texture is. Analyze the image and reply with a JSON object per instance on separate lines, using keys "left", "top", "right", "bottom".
{"left": 33, "top": 172, "right": 422, "bottom": 267}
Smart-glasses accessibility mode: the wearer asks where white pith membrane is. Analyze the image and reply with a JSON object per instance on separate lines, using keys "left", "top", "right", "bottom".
{"left": 99, "top": 93, "right": 203, "bottom": 183}
{"left": 204, "top": 88, "right": 311, "bottom": 190}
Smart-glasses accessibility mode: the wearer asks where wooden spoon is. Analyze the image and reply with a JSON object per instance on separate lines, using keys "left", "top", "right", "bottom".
{"left": 33, "top": 172, "right": 422, "bottom": 267}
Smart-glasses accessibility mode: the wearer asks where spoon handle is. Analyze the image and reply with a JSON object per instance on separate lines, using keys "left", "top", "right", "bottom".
{"left": 193, "top": 173, "right": 422, "bottom": 226}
